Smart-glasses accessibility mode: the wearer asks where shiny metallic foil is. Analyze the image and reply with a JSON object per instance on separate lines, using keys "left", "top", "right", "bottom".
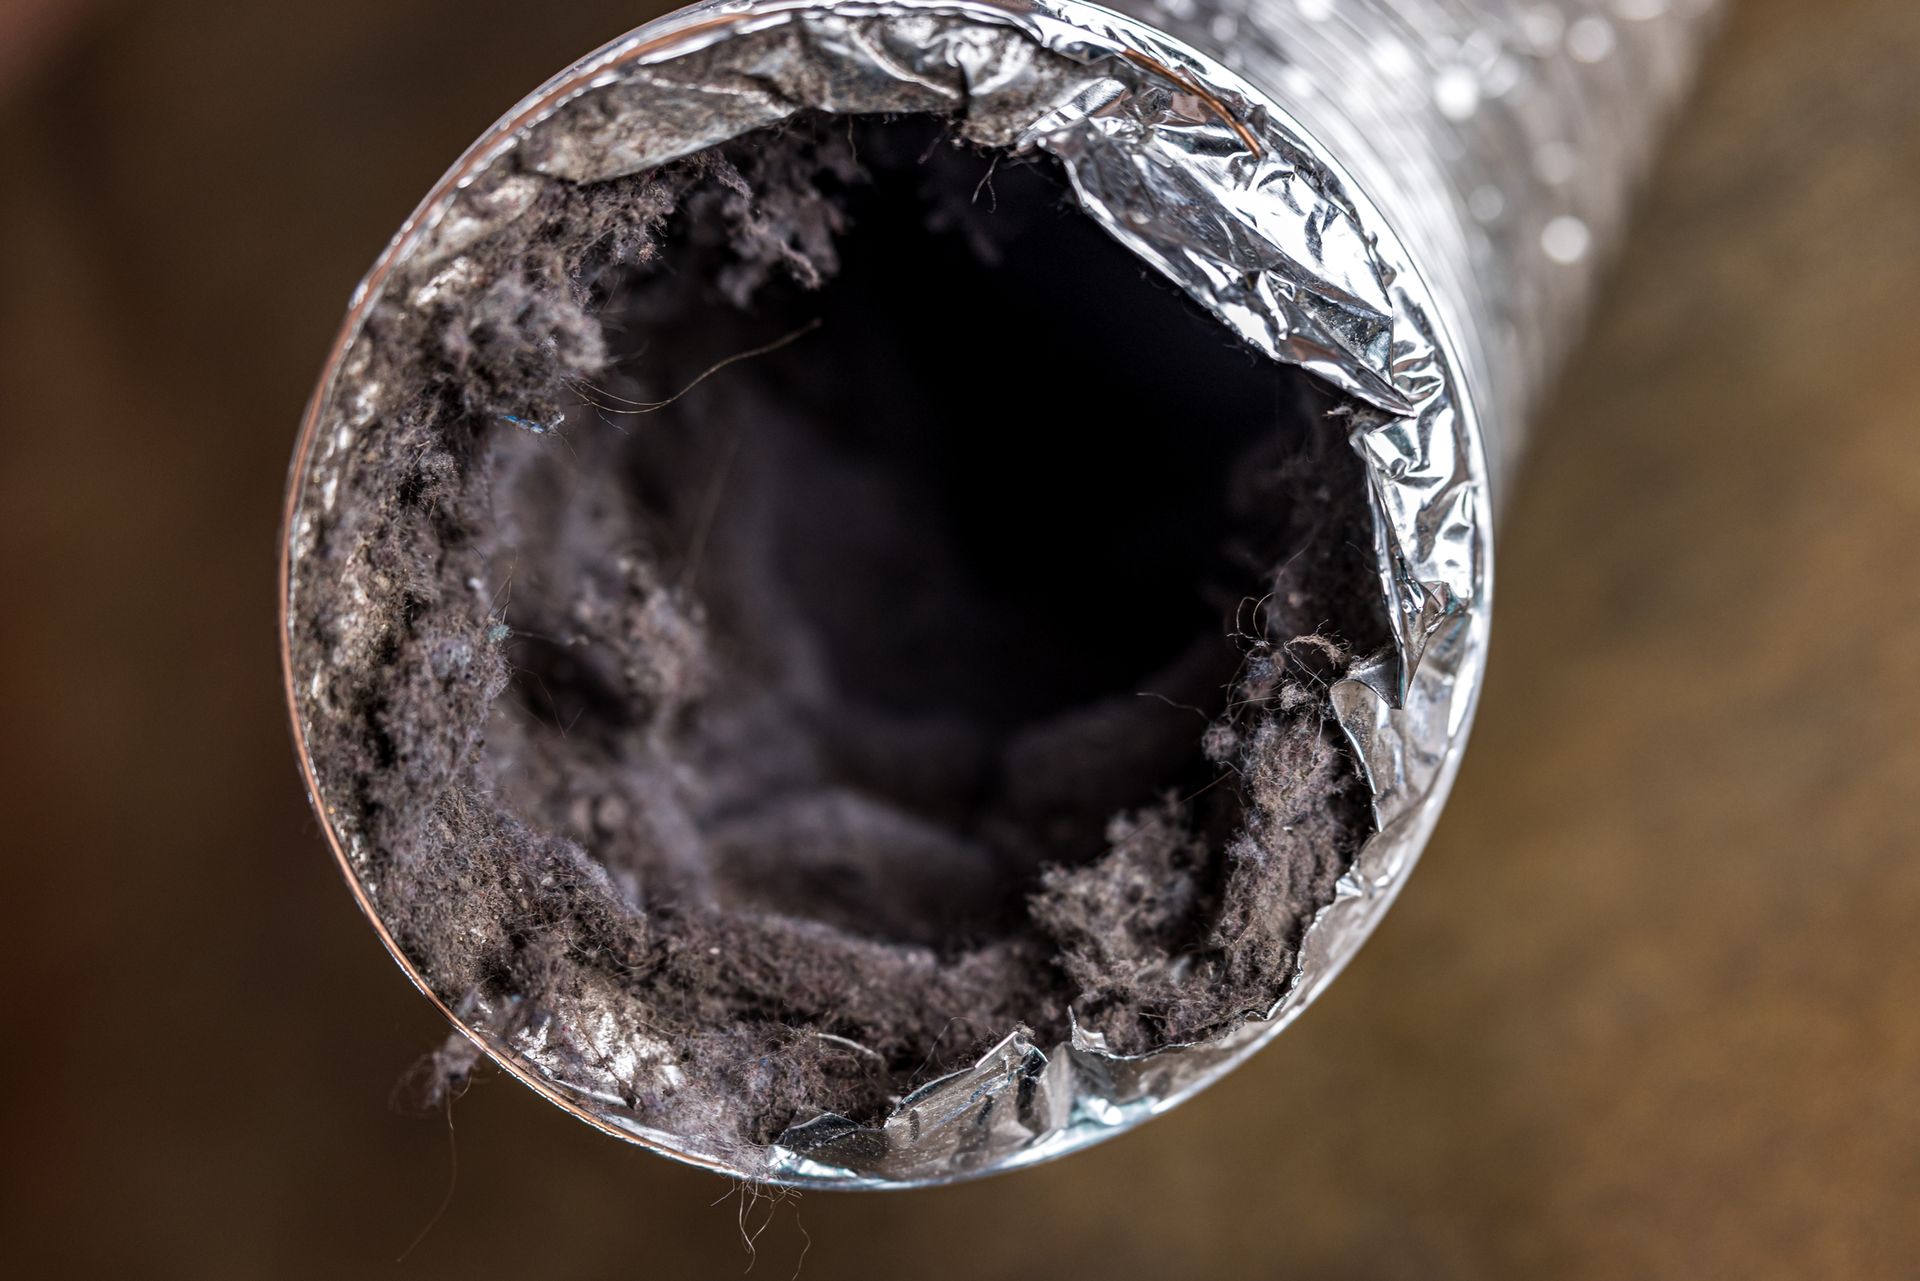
{"left": 281, "top": 0, "right": 1719, "bottom": 1185}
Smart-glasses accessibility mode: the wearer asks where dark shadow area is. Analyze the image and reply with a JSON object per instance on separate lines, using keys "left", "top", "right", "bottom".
{"left": 489, "top": 117, "right": 1382, "bottom": 955}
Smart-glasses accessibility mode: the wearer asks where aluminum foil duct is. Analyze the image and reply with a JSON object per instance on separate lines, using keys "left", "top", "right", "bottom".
{"left": 281, "top": 0, "right": 1719, "bottom": 1185}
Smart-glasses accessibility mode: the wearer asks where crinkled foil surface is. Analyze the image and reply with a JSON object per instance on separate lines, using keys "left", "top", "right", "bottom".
{"left": 283, "top": 0, "right": 1719, "bottom": 1185}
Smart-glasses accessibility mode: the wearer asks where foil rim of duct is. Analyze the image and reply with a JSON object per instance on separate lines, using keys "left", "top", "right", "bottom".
{"left": 279, "top": 0, "right": 1492, "bottom": 1187}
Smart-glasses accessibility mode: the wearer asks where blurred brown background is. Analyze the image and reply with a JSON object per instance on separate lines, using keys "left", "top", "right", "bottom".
{"left": 2, "top": 0, "right": 1916, "bottom": 1276}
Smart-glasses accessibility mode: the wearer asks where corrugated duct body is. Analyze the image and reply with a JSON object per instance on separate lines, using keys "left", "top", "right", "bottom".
{"left": 282, "top": 0, "right": 1719, "bottom": 1185}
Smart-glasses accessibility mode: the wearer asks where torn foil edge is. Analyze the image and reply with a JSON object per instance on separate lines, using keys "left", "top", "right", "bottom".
{"left": 280, "top": 0, "right": 1703, "bottom": 1186}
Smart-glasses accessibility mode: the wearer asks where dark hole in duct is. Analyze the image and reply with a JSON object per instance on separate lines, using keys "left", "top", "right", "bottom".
{"left": 484, "top": 119, "right": 1373, "bottom": 958}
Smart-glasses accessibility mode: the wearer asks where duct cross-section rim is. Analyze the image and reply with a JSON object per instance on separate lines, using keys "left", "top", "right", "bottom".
{"left": 279, "top": 0, "right": 1713, "bottom": 1186}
